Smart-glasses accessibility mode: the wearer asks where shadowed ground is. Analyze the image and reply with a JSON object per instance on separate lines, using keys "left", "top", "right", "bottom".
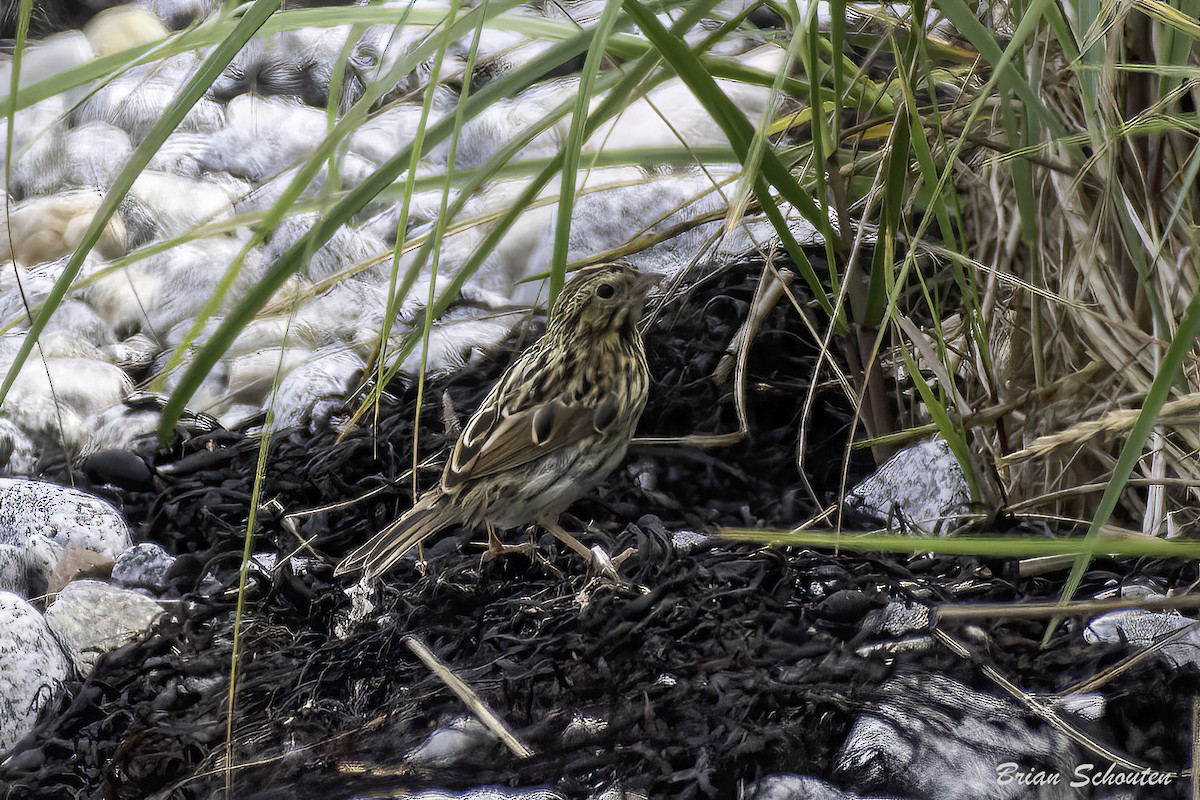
{"left": 3, "top": 264, "right": 1196, "bottom": 799}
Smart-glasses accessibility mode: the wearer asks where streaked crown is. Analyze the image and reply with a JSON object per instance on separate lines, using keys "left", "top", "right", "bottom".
{"left": 546, "top": 263, "right": 658, "bottom": 342}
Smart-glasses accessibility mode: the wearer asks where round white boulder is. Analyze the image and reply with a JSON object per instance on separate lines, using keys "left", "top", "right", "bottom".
{"left": 44, "top": 580, "right": 164, "bottom": 675}
{"left": 0, "top": 479, "right": 132, "bottom": 560}
{"left": 0, "top": 591, "right": 69, "bottom": 754}
{"left": 0, "top": 534, "right": 64, "bottom": 599}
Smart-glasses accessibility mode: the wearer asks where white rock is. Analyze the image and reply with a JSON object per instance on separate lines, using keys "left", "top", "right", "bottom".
{"left": 0, "top": 535, "right": 63, "bottom": 598}
{"left": 192, "top": 96, "right": 326, "bottom": 182}
{"left": 9, "top": 121, "right": 134, "bottom": 198}
{"left": 406, "top": 717, "right": 499, "bottom": 768}
{"left": 0, "top": 479, "right": 132, "bottom": 559}
{"left": 1052, "top": 692, "right": 1106, "bottom": 721}
{"left": 748, "top": 775, "right": 864, "bottom": 800}
{"left": 211, "top": 25, "right": 353, "bottom": 107}
{"left": 74, "top": 54, "right": 225, "bottom": 142}
{"left": 111, "top": 542, "right": 175, "bottom": 594}
{"left": 345, "top": 103, "right": 430, "bottom": 166}
{"left": 41, "top": 300, "right": 116, "bottom": 349}
{"left": 44, "top": 580, "right": 164, "bottom": 675}
{"left": 585, "top": 45, "right": 785, "bottom": 154}
{"left": 7, "top": 357, "right": 133, "bottom": 420}
{"left": 0, "top": 191, "right": 127, "bottom": 266}
{"left": 0, "top": 32, "right": 94, "bottom": 92}
{"left": 843, "top": 439, "right": 971, "bottom": 534}
{"left": 103, "top": 332, "right": 160, "bottom": 372}
{"left": 63, "top": 122, "right": 136, "bottom": 191}
{"left": 1084, "top": 609, "right": 1200, "bottom": 668}
{"left": 82, "top": 235, "right": 266, "bottom": 335}
{"left": 0, "top": 591, "right": 69, "bottom": 753}
{"left": 84, "top": 5, "right": 169, "bottom": 57}
{"left": 263, "top": 215, "right": 387, "bottom": 283}
{"left": 0, "top": 418, "right": 38, "bottom": 475}
{"left": 136, "top": 0, "right": 221, "bottom": 29}
{"left": 270, "top": 346, "right": 364, "bottom": 431}
{"left": 671, "top": 530, "right": 709, "bottom": 553}
{"left": 126, "top": 171, "right": 235, "bottom": 241}
{"left": 834, "top": 673, "right": 1076, "bottom": 800}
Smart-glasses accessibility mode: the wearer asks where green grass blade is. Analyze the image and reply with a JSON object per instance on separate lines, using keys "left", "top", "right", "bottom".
{"left": 1045, "top": 283, "right": 1200, "bottom": 642}
{"left": 721, "top": 528, "right": 1200, "bottom": 560}
{"left": 896, "top": 328, "right": 979, "bottom": 499}
{"left": 622, "top": 0, "right": 840, "bottom": 325}
{"left": 550, "top": 0, "right": 626, "bottom": 310}
{"left": 156, "top": 27, "right": 600, "bottom": 440}
{"left": 4, "top": 0, "right": 33, "bottom": 200}
{"left": 409, "top": 0, "right": 470, "bottom": 485}
{"left": 373, "top": 0, "right": 463, "bottom": 402}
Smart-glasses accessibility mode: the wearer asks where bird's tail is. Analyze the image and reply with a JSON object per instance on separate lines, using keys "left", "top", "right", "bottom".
{"left": 334, "top": 493, "right": 451, "bottom": 579}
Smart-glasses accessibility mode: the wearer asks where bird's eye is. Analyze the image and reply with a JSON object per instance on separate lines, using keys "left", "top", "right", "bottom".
{"left": 596, "top": 283, "right": 615, "bottom": 299}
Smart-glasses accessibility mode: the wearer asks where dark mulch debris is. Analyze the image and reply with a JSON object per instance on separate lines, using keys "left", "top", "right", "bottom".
{"left": 4, "top": 263, "right": 1198, "bottom": 798}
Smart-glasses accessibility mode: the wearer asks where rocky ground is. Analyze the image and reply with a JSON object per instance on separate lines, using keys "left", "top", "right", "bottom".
{"left": 1, "top": 264, "right": 1197, "bottom": 799}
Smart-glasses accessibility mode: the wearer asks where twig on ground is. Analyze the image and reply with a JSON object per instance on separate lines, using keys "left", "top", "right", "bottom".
{"left": 1055, "top": 621, "right": 1200, "bottom": 698}
{"left": 1192, "top": 698, "right": 1200, "bottom": 800}
{"left": 933, "top": 626, "right": 1180, "bottom": 776}
{"left": 403, "top": 635, "right": 534, "bottom": 760}
{"left": 936, "top": 593, "right": 1200, "bottom": 621}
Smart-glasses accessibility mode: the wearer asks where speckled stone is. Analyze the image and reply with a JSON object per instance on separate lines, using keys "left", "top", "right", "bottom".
{"left": 843, "top": 439, "right": 970, "bottom": 534}
{"left": 44, "top": 580, "right": 164, "bottom": 675}
{"left": 0, "top": 418, "right": 37, "bottom": 475}
{"left": 0, "top": 478, "right": 132, "bottom": 559}
{"left": 0, "top": 535, "right": 63, "bottom": 599}
{"left": 0, "top": 591, "right": 69, "bottom": 754}
{"left": 1085, "top": 609, "right": 1200, "bottom": 668}
{"left": 111, "top": 542, "right": 175, "bottom": 594}
{"left": 747, "top": 775, "right": 863, "bottom": 800}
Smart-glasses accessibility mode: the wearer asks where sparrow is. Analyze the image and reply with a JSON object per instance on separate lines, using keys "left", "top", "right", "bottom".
{"left": 336, "top": 262, "right": 656, "bottom": 579}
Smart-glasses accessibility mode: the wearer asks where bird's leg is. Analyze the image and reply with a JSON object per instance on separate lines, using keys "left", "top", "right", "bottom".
{"left": 574, "top": 518, "right": 637, "bottom": 568}
{"left": 611, "top": 547, "right": 638, "bottom": 568}
{"left": 481, "top": 522, "right": 536, "bottom": 562}
{"left": 539, "top": 516, "right": 621, "bottom": 580}
{"left": 415, "top": 542, "right": 428, "bottom": 577}
{"left": 538, "top": 516, "right": 592, "bottom": 559}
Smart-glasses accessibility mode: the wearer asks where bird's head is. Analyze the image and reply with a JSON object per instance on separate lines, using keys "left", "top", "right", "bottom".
{"left": 546, "top": 263, "right": 658, "bottom": 344}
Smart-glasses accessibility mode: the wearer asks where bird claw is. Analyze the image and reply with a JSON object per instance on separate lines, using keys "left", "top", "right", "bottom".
{"left": 611, "top": 547, "right": 637, "bottom": 567}
{"left": 573, "top": 545, "right": 645, "bottom": 605}
{"left": 481, "top": 540, "right": 537, "bottom": 563}
{"left": 588, "top": 545, "right": 638, "bottom": 583}
{"left": 588, "top": 545, "right": 617, "bottom": 579}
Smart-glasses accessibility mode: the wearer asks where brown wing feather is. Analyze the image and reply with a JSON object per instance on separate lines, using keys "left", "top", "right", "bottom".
{"left": 443, "top": 397, "right": 612, "bottom": 489}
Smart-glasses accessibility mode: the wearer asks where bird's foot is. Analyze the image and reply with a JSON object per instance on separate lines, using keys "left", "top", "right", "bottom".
{"left": 480, "top": 539, "right": 538, "bottom": 563}
{"left": 587, "top": 545, "right": 619, "bottom": 582}
{"left": 586, "top": 546, "right": 638, "bottom": 583}
{"left": 611, "top": 547, "right": 637, "bottom": 568}
{"left": 480, "top": 523, "right": 537, "bottom": 563}
{"left": 539, "top": 517, "right": 637, "bottom": 584}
